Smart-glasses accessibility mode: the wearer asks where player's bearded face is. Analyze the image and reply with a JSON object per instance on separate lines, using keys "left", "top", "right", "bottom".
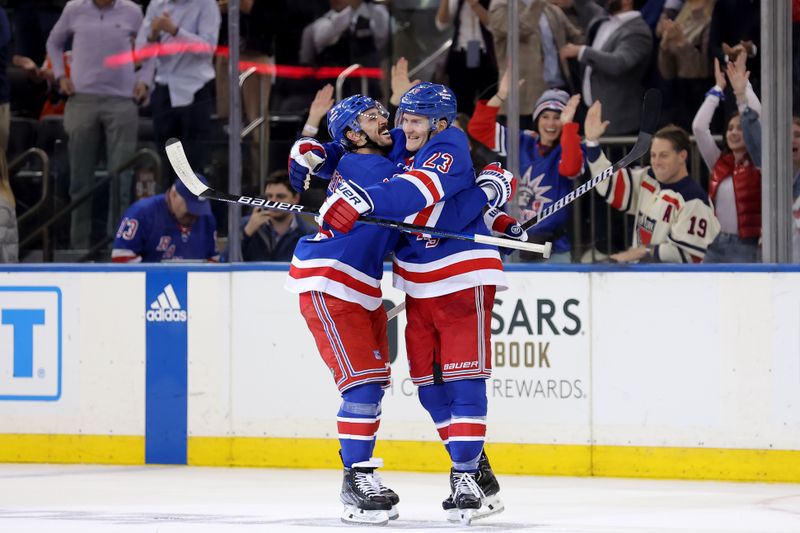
{"left": 400, "top": 113, "right": 432, "bottom": 152}
{"left": 792, "top": 123, "right": 800, "bottom": 168}
{"left": 358, "top": 108, "right": 392, "bottom": 147}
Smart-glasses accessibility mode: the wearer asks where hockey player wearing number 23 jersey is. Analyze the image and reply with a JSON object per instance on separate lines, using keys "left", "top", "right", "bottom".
{"left": 587, "top": 125, "right": 720, "bottom": 263}
{"left": 316, "top": 83, "right": 517, "bottom": 523}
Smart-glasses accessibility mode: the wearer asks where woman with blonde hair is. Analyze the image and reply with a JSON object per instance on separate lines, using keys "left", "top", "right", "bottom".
{"left": 0, "top": 149, "right": 18, "bottom": 263}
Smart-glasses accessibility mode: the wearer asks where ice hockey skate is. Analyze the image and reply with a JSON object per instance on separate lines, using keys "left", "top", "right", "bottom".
{"left": 447, "top": 469, "right": 484, "bottom": 525}
{"left": 340, "top": 460, "right": 393, "bottom": 526}
{"left": 371, "top": 468, "right": 400, "bottom": 520}
{"left": 443, "top": 451, "right": 505, "bottom": 523}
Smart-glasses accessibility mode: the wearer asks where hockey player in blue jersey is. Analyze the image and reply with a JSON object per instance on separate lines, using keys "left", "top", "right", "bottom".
{"left": 294, "top": 83, "right": 524, "bottom": 524}
{"left": 112, "top": 175, "right": 217, "bottom": 263}
{"left": 285, "top": 95, "right": 402, "bottom": 526}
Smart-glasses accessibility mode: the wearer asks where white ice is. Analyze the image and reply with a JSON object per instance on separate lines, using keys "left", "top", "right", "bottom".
{"left": 0, "top": 463, "right": 798, "bottom": 532}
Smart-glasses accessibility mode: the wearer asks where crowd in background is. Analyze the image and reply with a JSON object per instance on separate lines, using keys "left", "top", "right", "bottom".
{"left": 0, "top": 0, "right": 798, "bottom": 263}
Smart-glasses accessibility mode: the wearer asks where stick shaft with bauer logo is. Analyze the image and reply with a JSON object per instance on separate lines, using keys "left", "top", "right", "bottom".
{"left": 165, "top": 139, "right": 552, "bottom": 257}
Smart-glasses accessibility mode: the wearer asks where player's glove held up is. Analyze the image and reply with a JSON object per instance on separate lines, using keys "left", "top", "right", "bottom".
{"left": 288, "top": 138, "right": 327, "bottom": 192}
{"left": 317, "top": 179, "right": 374, "bottom": 233}
{"left": 477, "top": 163, "right": 516, "bottom": 208}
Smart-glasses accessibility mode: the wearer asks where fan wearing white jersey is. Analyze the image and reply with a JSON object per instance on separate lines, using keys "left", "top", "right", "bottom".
{"left": 584, "top": 101, "right": 720, "bottom": 263}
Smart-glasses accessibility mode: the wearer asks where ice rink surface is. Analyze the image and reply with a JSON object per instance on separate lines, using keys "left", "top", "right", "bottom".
{"left": 0, "top": 464, "right": 799, "bottom": 533}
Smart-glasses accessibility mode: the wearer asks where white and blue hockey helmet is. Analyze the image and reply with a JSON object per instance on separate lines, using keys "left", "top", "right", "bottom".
{"left": 395, "top": 82, "right": 458, "bottom": 131}
{"left": 327, "top": 94, "right": 389, "bottom": 147}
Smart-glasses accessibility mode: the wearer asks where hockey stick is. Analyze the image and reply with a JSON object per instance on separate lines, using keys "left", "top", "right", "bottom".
{"left": 521, "top": 89, "right": 662, "bottom": 231}
{"left": 386, "top": 301, "right": 405, "bottom": 321}
{"left": 165, "top": 139, "right": 552, "bottom": 257}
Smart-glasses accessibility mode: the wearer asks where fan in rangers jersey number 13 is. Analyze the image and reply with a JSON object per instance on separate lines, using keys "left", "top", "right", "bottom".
{"left": 112, "top": 175, "right": 218, "bottom": 263}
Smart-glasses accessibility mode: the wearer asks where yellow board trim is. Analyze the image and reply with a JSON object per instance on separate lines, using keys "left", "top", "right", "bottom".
{"left": 2, "top": 434, "right": 799, "bottom": 483}
{"left": 0, "top": 434, "right": 143, "bottom": 464}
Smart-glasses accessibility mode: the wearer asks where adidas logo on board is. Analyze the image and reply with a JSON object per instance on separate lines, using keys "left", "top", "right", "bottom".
{"left": 146, "top": 284, "right": 187, "bottom": 322}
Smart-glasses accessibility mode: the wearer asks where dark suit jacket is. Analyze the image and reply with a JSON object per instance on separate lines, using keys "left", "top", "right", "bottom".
{"left": 575, "top": 0, "right": 653, "bottom": 134}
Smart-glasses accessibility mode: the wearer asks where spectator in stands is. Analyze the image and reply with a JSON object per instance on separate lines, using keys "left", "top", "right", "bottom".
{"left": 794, "top": 0, "right": 799, "bottom": 114}
{"left": 656, "top": 0, "right": 714, "bottom": 130}
{"left": 0, "top": 7, "right": 10, "bottom": 153}
{"left": 692, "top": 54, "right": 761, "bottom": 262}
{"left": 488, "top": 0, "right": 582, "bottom": 129}
{"left": 8, "top": 0, "right": 66, "bottom": 66}
{"left": 549, "top": 0, "right": 582, "bottom": 30}
{"left": 229, "top": 171, "right": 315, "bottom": 262}
{"left": 794, "top": 117, "right": 800, "bottom": 263}
{"left": 468, "top": 69, "right": 584, "bottom": 262}
{"left": 733, "top": 89, "right": 797, "bottom": 263}
{"left": 561, "top": 0, "right": 653, "bottom": 135}
{"left": 112, "top": 175, "right": 218, "bottom": 262}
{"left": 136, "top": 0, "right": 221, "bottom": 177}
{"left": 435, "top": 0, "right": 497, "bottom": 116}
{"left": 584, "top": 102, "right": 720, "bottom": 263}
{"left": 708, "top": 0, "right": 759, "bottom": 99}
{"left": 216, "top": 0, "right": 280, "bottom": 193}
{"left": 0, "top": 149, "right": 18, "bottom": 263}
{"left": 297, "top": 83, "right": 336, "bottom": 209}
{"left": 46, "top": 0, "right": 146, "bottom": 250}
{"left": 298, "top": 0, "right": 390, "bottom": 99}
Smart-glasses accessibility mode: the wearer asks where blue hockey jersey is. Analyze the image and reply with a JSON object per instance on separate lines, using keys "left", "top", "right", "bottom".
{"left": 112, "top": 194, "right": 217, "bottom": 262}
{"left": 285, "top": 153, "right": 401, "bottom": 310}
{"left": 363, "top": 128, "right": 507, "bottom": 298}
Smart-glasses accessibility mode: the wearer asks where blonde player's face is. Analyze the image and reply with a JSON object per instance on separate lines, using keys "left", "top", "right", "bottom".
{"left": 650, "top": 137, "right": 686, "bottom": 184}
{"left": 401, "top": 113, "right": 432, "bottom": 152}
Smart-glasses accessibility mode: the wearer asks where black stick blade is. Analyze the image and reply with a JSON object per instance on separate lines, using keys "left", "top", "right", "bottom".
{"left": 639, "top": 89, "right": 662, "bottom": 135}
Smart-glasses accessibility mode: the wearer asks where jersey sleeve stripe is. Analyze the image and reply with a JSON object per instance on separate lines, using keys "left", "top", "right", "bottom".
{"left": 662, "top": 194, "right": 681, "bottom": 208}
{"left": 398, "top": 169, "right": 444, "bottom": 205}
{"left": 667, "top": 233, "right": 708, "bottom": 255}
{"left": 610, "top": 170, "right": 629, "bottom": 210}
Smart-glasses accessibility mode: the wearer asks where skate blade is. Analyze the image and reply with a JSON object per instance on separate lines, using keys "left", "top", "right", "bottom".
{"left": 472, "top": 494, "right": 505, "bottom": 521}
{"left": 445, "top": 508, "right": 460, "bottom": 523}
{"left": 459, "top": 508, "right": 475, "bottom": 526}
{"left": 341, "top": 505, "right": 389, "bottom": 526}
{"left": 447, "top": 495, "right": 505, "bottom": 523}
{"left": 388, "top": 505, "right": 399, "bottom": 520}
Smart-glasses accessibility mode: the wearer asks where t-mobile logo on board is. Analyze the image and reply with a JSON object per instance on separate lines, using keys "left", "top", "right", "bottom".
{"left": 0, "top": 287, "right": 62, "bottom": 401}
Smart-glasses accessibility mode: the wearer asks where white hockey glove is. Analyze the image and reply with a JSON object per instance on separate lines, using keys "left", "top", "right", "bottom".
{"left": 483, "top": 207, "right": 528, "bottom": 241}
{"left": 289, "top": 138, "right": 327, "bottom": 192}
{"left": 317, "top": 179, "right": 374, "bottom": 233}
{"left": 477, "top": 162, "right": 516, "bottom": 208}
